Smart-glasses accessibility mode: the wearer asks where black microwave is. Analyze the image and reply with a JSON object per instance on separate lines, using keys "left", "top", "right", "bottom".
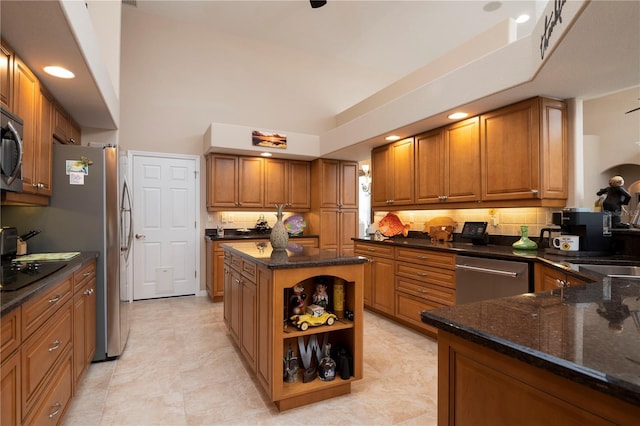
{"left": 0, "top": 107, "right": 23, "bottom": 192}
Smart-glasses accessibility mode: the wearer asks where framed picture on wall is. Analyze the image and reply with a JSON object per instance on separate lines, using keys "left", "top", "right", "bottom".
{"left": 252, "top": 130, "right": 287, "bottom": 149}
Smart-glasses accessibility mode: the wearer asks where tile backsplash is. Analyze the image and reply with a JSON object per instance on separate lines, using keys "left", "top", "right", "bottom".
{"left": 372, "top": 207, "right": 559, "bottom": 238}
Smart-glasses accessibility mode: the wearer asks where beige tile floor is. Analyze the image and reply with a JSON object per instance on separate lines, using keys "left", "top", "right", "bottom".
{"left": 63, "top": 296, "right": 438, "bottom": 425}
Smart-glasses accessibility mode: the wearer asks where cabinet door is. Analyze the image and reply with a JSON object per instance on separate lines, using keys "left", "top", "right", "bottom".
{"left": 241, "top": 279, "right": 257, "bottom": 372}
{"left": 481, "top": 98, "right": 541, "bottom": 201}
{"left": 223, "top": 263, "right": 232, "bottom": 326}
{"left": 53, "top": 102, "right": 70, "bottom": 143}
{"left": 318, "top": 210, "right": 338, "bottom": 253}
{"left": 264, "top": 158, "right": 288, "bottom": 206}
{"left": 534, "top": 264, "right": 589, "bottom": 292}
{"left": 0, "top": 41, "right": 13, "bottom": 111}
{"left": 214, "top": 253, "right": 226, "bottom": 299}
{"left": 207, "top": 154, "right": 238, "bottom": 208}
{"left": 0, "top": 351, "right": 20, "bottom": 426}
{"left": 238, "top": 156, "right": 264, "bottom": 208}
{"left": 205, "top": 239, "right": 213, "bottom": 300}
{"left": 314, "top": 159, "right": 340, "bottom": 208}
{"left": 445, "top": 116, "right": 480, "bottom": 202}
{"left": 68, "top": 118, "right": 81, "bottom": 145}
{"left": 371, "top": 145, "right": 390, "bottom": 207}
{"left": 14, "top": 56, "right": 39, "bottom": 194}
{"left": 340, "top": 161, "right": 359, "bottom": 209}
{"left": 229, "top": 268, "right": 241, "bottom": 344}
{"left": 415, "top": 129, "right": 444, "bottom": 204}
{"left": 389, "top": 138, "right": 414, "bottom": 205}
{"left": 339, "top": 209, "right": 358, "bottom": 256}
{"left": 288, "top": 160, "right": 311, "bottom": 210}
{"left": 539, "top": 97, "right": 568, "bottom": 200}
{"left": 372, "top": 256, "right": 395, "bottom": 315}
{"left": 35, "top": 86, "right": 53, "bottom": 197}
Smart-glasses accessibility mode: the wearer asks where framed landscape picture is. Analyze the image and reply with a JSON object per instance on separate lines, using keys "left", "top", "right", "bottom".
{"left": 252, "top": 130, "right": 287, "bottom": 149}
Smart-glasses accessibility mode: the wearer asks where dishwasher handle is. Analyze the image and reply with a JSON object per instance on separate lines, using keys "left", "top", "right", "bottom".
{"left": 455, "top": 263, "right": 519, "bottom": 278}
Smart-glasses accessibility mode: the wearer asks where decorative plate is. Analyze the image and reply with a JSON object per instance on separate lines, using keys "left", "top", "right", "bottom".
{"left": 284, "top": 215, "right": 306, "bottom": 236}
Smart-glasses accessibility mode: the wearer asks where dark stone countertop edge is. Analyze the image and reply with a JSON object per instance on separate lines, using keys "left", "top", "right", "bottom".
{"left": 1, "top": 251, "right": 99, "bottom": 317}
{"left": 421, "top": 310, "right": 640, "bottom": 407}
{"left": 222, "top": 243, "right": 368, "bottom": 270}
{"left": 205, "top": 233, "right": 319, "bottom": 241}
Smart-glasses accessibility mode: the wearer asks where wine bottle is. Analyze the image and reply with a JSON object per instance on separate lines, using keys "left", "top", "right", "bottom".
{"left": 318, "top": 343, "right": 336, "bottom": 381}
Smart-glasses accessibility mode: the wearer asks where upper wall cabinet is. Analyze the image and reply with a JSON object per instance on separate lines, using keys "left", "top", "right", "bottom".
{"left": 371, "top": 96, "right": 568, "bottom": 211}
{"left": 263, "top": 158, "right": 310, "bottom": 210}
{"left": 0, "top": 40, "right": 14, "bottom": 111}
{"left": 312, "top": 158, "right": 358, "bottom": 210}
{"left": 415, "top": 117, "right": 481, "bottom": 205}
{"left": 53, "top": 102, "right": 81, "bottom": 145}
{"left": 206, "top": 154, "right": 311, "bottom": 211}
{"left": 480, "top": 97, "right": 567, "bottom": 205}
{"left": 371, "top": 137, "right": 415, "bottom": 207}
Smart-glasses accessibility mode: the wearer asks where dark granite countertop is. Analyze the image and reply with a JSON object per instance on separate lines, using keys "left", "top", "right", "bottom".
{"left": 1, "top": 251, "right": 99, "bottom": 316}
{"left": 205, "top": 232, "right": 319, "bottom": 241}
{"left": 222, "top": 241, "right": 367, "bottom": 270}
{"left": 422, "top": 278, "right": 640, "bottom": 407}
{"left": 353, "top": 236, "right": 640, "bottom": 275}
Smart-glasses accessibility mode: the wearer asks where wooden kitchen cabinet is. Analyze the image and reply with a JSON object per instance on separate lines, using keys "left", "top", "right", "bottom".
{"left": 480, "top": 97, "right": 567, "bottom": 205}
{"left": 1, "top": 39, "right": 14, "bottom": 111}
{"left": 395, "top": 247, "right": 456, "bottom": 336}
{"left": 354, "top": 241, "right": 395, "bottom": 315}
{"left": 1, "top": 345, "right": 21, "bottom": 426}
{"left": 13, "top": 55, "right": 39, "bottom": 195}
{"left": 534, "top": 263, "right": 590, "bottom": 292}
{"left": 264, "top": 158, "right": 311, "bottom": 210}
{"left": 309, "top": 159, "right": 359, "bottom": 255}
{"left": 206, "top": 154, "right": 264, "bottom": 210}
{"left": 72, "top": 261, "right": 96, "bottom": 384}
{"left": 52, "top": 101, "right": 80, "bottom": 145}
{"left": 371, "top": 137, "right": 415, "bottom": 207}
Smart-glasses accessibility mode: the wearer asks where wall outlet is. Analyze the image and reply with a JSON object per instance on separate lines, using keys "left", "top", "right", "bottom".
{"left": 490, "top": 212, "right": 500, "bottom": 226}
{"left": 221, "top": 214, "right": 227, "bottom": 223}
{"left": 228, "top": 213, "right": 234, "bottom": 223}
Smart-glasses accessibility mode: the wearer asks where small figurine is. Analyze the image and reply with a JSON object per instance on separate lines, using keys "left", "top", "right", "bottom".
{"left": 313, "top": 279, "right": 329, "bottom": 309}
{"left": 283, "top": 344, "right": 299, "bottom": 382}
{"left": 289, "top": 284, "right": 307, "bottom": 316}
{"left": 597, "top": 175, "right": 632, "bottom": 228}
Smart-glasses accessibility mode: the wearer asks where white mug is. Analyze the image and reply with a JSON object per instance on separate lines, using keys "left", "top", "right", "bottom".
{"left": 552, "top": 235, "right": 580, "bottom": 251}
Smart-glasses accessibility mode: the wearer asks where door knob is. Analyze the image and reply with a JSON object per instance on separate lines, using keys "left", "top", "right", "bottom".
{"left": 135, "top": 233, "right": 146, "bottom": 240}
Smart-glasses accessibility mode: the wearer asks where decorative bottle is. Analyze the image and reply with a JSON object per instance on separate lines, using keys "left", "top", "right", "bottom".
{"left": 512, "top": 225, "right": 538, "bottom": 250}
{"left": 318, "top": 343, "right": 336, "bottom": 381}
{"left": 270, "top": 204, "right": 289, "bottom": 250}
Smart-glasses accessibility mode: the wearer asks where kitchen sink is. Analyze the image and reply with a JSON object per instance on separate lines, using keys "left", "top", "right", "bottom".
{"left": 572, "top": 264, "right": 640, "bottom": 279}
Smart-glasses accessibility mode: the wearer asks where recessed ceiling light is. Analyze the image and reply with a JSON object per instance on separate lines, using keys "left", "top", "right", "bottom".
{"left": 385, "top": 135, "right": 401, "bottom": 141}
{"left": 448, "top": 112, "right": 468, "bottom": 120}
{"left": 483, "top": 1, "right": 502, "bottom": 13}
{"left": 515, "top": 14, "right": 530, "bottom": 24}
{"left": 43, "top": 66, "right": 75, "bottom": 79}
{"left": 260, "top": 152, "right": 272, "bottom": 157}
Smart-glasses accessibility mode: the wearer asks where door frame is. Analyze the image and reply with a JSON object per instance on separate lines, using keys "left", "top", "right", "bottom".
{"left": 127, "top": 150, "right": 201, "bottom": 302}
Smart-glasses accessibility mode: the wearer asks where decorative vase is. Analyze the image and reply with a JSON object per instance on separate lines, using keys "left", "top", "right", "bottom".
{"left": 270, "top": 204, "right": 289, "bottom": 250}
{"left": 512, "top": 225, "right": 538, "bottom": 250}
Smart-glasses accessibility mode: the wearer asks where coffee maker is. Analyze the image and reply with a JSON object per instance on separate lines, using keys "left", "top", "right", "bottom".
{"left": 552, "top": 209, "right": 612, "bottom": 253}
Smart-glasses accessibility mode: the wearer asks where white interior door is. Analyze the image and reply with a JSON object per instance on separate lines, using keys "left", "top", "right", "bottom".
{"left": 132, "top": 153, "right": 198, "bottom": 300}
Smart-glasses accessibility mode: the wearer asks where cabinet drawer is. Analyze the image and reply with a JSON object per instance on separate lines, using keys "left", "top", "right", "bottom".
{"left": 21, "top": 301, "right": 72, "bottom": 413}
{"left": 396, "top": 276, "right": 456, "bottom": 306}
{"left": 396, "top": 292, "right": 445, "bottom": 329}
{"left": 396, "top": 262, "right": 456, "bottom": 289}
{"left": 22, "top": 276, "right": 73, "bottom": 339}
{"left": 73, "top": 261, "right": 95, "bottom": 293}
{"left": 230, "top": 254, "right": 243, "bottom": 271}
{"left": 395, "top": 247, "right": 455, "bottom": 270}
{"left": 22, "top": 348, "right": 72, "bottom": 426}
{"left": 1, "top": 307, "right": 21, "bottom": 357}
{"left": 241, "top": 259, "right": 257, "bottom": 281}
{"left": 291, "top": 237, "right": 318, "bottom": 247}
{"left": 354, "top": 242, "right": 394, "bottom": 259}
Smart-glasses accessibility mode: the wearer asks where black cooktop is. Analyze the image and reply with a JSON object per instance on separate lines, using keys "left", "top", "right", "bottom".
{"left": 0, "top": 261, "right": 67, "bottom": 292}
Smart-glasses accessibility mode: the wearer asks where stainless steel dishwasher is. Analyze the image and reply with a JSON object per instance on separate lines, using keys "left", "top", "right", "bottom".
{"left": 455, "top": 255, "right": 531, "bottom": 305}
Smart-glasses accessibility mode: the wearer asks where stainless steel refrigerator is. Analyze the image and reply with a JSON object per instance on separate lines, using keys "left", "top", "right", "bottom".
{"left": 3, "top": 144, "right": 132, "bottom": 360}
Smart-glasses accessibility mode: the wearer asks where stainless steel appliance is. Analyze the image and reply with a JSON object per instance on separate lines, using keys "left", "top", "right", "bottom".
{"left": 455, "top": 255, "right": 530, "bottom": 305}
{"left": 1, "top": 145, "right": 132, "bottom": 360}
{"left": 0, "top": 107, "right": 23, "bottom": 192}
{"left": 551, "top": 209, "right": 612, "bottom": 253}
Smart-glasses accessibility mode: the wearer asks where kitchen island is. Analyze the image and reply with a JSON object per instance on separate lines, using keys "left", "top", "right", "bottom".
{"left": 421, "top": 277, "right": 640, "bottom": 425}
{"left": 221, "top": 242, "right": 367, "bottom": 411}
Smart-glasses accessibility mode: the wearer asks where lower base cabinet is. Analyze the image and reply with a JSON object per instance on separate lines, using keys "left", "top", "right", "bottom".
{"left": 534, "top": 263, "right": 589, "bottom": 292}
{"left": 0, "top": 257, "right": 96, "bottom": 425}
{"left": 437, "top": 330, "right": 640, "bottom": 425}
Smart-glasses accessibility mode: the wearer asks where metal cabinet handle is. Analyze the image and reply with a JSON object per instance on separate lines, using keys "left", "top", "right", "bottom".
{"left": 48, "top": 340, "right": 62, "bottom": 352}
{"left": 48, "top": 402, "right": 62, "bottom": 419}
{"left": 48, "top": 295, "right": 61, "bottom": 304}
{"left": 555, "top": 279, "right": 570, "bottom": 288}
{"left": 135, "top": 233, "right": 146, "bottom": 240}
{"left": 83, "top": 271, "right": 91, "bottom": 277}
{"left": 531, "top": 189, "right": 539, "bottom": 195}
{"left": 417, "top": 272, "right": 429, "bottom": 277}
